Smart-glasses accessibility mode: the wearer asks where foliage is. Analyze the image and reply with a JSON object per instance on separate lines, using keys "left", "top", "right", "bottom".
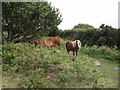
{"left": 60, "top": 24, "right": 119, "bottom": 48}
{"left": 2, "top": 2, "right": 62, "bottom": 43}
{"left": 2, "top": 43, "right": 16, "bottom": 64}
{"left": 72, "top": 23, "right": 95, "bottom": 31}
{"left": 2, "top": 41, "right": 119, "bottom": 88}
{"left": 118, "top": 28, "right": 120, "bottom": 49}
{"left": 81, "top": 45, "right": 120, "bottom": 63}
{"left": 48, "top": 28, "right": 62, "bottom": 37}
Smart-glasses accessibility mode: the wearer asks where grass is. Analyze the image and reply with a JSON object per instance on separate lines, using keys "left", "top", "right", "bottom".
{"left": 2, "top": 40, "right": 119, "bottom": 88}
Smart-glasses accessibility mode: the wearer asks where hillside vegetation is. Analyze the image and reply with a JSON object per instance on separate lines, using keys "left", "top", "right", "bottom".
{"left": 2, "top": 39, "right": 119, "bottom": 88}
{"left": 2, "top": 2, "right": 120, "bottom": 89}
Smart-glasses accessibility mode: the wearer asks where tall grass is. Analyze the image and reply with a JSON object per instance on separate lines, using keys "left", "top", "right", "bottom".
{"left": 2, "top": 41, "right": 119, "bottom": 88}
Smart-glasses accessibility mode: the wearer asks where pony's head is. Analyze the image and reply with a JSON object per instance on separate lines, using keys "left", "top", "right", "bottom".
{"left": 75, "top": 40, "right": 81, "bottom": 49}
{"left": 56, "top": 37, "right": 62, "bottom": 46}
{"left": 51, "top": 37, "right": 62, "bottom": 46}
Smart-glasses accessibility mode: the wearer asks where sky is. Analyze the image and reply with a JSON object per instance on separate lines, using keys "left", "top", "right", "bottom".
{"left": 47, "top": 0, "right": 119, "bottom": 30}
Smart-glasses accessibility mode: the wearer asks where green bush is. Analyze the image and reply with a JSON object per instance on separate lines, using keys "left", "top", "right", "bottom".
{"left": 2, "top": 43, "right": 16, "bottom": 64}
{"left": 81, "top": 45, "right": 120, "bottom": 63}
{"left": 60, "top": 27, "right": 119, "bottom": 48}
{"left": 2, "top": 43, "right": 15, "bottom": 51}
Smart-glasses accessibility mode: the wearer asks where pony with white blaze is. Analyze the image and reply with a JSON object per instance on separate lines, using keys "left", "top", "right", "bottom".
{"left": 65, "top": 40, "right": 81, "bottom": 56}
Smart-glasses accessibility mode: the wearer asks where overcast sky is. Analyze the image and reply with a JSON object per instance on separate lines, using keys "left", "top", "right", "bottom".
{"left": 47, "top": 0, "right": 119, "bottom": 30}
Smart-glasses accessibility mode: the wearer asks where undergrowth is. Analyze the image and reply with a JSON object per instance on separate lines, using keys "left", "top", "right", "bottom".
{"left": 2, "top": 41, "right": 119, "bottom": 88}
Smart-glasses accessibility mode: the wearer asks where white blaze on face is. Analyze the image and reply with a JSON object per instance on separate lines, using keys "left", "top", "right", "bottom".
{"left": 76, "top": 40, "right": 81, "bottom": 49}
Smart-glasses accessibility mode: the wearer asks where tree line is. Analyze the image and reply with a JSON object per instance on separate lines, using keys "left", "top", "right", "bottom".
{"left": 2, "top": 2, "right": 120, "bottom": 49}
{"left": 50, "top": 24, "right": 119, "bottom": 49}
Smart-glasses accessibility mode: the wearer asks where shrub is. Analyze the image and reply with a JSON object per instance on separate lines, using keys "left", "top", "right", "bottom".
{"left": 2, "top": 43, "right": 16, "bottom": 64}
{"left": 60, "top": 27, "right": 119, "bottom": 48}
{"left": 81, "top": 45, "right": 120, "bottom": 63}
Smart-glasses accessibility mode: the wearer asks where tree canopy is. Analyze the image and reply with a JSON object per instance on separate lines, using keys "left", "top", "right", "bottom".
{"left": 72, "top": 23, "right": 95, "bottom": 31}
{"left": 2, "top": 2, "right": 62, "bottom": 43}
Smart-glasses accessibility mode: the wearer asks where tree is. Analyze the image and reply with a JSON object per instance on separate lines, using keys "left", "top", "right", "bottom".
{"left": 99, "top": 24, "right": 118, "bottom": 47}
{"left": 72, "top": 23, "right": 95, "bottom": 31}
{"left": 2, "top": 2, "right": 62, "bottom": 43}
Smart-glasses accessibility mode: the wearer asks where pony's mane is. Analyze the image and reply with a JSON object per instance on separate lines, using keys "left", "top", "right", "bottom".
{"left": 76, "top": 40, "right": 81, "bottom": 49}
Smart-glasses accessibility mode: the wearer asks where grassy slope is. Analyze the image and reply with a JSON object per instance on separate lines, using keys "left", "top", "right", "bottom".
{"left": 2, "top": 40, "right": 118, "bottom": 88}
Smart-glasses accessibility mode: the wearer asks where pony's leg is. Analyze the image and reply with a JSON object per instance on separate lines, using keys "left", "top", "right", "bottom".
{"left": 50, "top": 46, "right": 53, "bottom": 50}
{"left": 34, "top": 42, "right": 37, "bottom": 46}
{"left": 73, "top": 51, "right": 75, "bottom": 56}
{"left": 67, "top": 51, "right": 70, "bottom": 55}
{"left": 47, "top": 46, "right": 52, "bottom": 50}
{"left": 76, "top": 51, "right": 78, "bottom": 56}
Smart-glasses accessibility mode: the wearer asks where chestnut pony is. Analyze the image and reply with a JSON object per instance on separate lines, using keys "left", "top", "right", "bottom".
{"left": 34, "top": 37, "right": 62, "bottom": 48}
{"left": 66, "top": 40, "right": 81, "bottom": 56}
{"left": 34, "top": 38, "right": 46, "bottom": 47}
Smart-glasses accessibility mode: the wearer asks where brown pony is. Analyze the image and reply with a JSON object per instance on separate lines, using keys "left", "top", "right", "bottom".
{"left": 66, "top": 40, "right": 81, "bottom": 56}
{"left": 34, "top": 37, "right": 62, "bottom": 48}
{"left": 49, "top": 37, "right": 62, "bottom": 46}
{"left": 34, "top": 38, "right": 46, "bottom": 47}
